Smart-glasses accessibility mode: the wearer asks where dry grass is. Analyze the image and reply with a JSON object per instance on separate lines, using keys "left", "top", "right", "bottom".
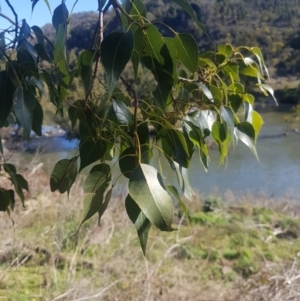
{"left": 1, "top": 160, "right": 300, "bottom": 300}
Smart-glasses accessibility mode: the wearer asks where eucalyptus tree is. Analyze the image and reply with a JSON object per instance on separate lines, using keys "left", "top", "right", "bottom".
{"left": 0, "top": 0, "right": 276, "bottom": 254}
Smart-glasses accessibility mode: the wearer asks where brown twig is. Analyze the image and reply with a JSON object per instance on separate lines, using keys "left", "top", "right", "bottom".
{"left": 4, "top": 0, "right": 18, "bottom": 48}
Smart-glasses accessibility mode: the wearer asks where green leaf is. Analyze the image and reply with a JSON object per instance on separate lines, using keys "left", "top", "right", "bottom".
{"left": 83, "top": 164, "right": 110, "bottom": 193}
{"left": 83, "top": 172, "right": 108, "bottom": 193}
{"left": 54, "top": 24, "right": 67, "bottom": 64}
{"left": 13, "top": 87, "right": 36, "bottom": 140}
{"left": 166, "top": 185, "right": 190, "bottom": 225}
{"left": 50, "top": 157, "right": 78, "bottom": 194}
{"left": 4, "top": 164, "right": 28, "bottom": 206}
{"left": 0, "top": 71, "right": 15, "bottom": 127}
{"left": 258, "top": 84, "right": 278, "bottom": 105}
{"left": 52, "top": 2, "right": 69, "bottom": 31}
{"left": 112, "top": 99, "right": 132, "bottom": 127}
{"left": 173, "top": 33, "right": 198, "bottom": 73}
{"left": 218, "top": 44, "right": 233, "bottom": 58}
{"left": 98, "top": 187, "right": 112, "bottom": 226}
{"left": 119, "top": 146, "right": 137, "bottom": 179}
{"left": 220, "top": 105, "right": 236, "bottom": 144}
{"left": 80, "top": 189, "right": 105, "bottom": 226}
{"left": 78, "top": 50, "right": 96, "bottom": 95}
{"left": 251, "top": 46, "right": 269, "bottom": 78}
{"left": 31, "top": 26, "right": 44, "bottom": 46}
{"left": 183, "top": 119, "right": 209, "bottom": 170}
{"left": 101, "top": 31, "right": 134, "bottom": 96}
{"left": 239, "top": 61, "right": 261, "bottom": 79}
{"left": 172, "top": 161, "right": 195, "bottom": 201}
{"left": 0, "top": 189, "right": 15, "bottom": 212}
{"left": 125, "top": 194, "right": 151, "bottom": 255}
{"left": 140, "top": 25, "right": 165, "bottom": 64}
{"left": 229, "top": 94, "right": 243, "bottom": 113}
{"left": 79, "top": 138, "right": 107, "bottom": 171}
{"left": 198, "top": 82, "right": 214, "bottom": 103}
{"left": 32, "top": 100, "right": 43, "bottom": 136}
{"left": 129, "top": 164, "right": 173, "bottom": 231}
{"left": 0, "top": 32, "right": 6, "bottom": 60}
{"left": 212, "top": 121, "right": 228, "bottom": 162}
{"left": 40, "top": 69, "right": 58, "bottom": 106}
{"left": 161, "top": 129, "right": 190, "bottom": 168}
{"left": 171, "top": 0, "right": 205, "bottom": 32}
{"left": 34, "top": 43, "right": 52, "bottom": 62}
{"left": 235, "top": 122, "right": 258, "bottom": 159}
{"left": 223, "top": 62, "right": 240, "bottom": 81}
{"left": 251, "top": 111, "right": 263, "bottom": 140}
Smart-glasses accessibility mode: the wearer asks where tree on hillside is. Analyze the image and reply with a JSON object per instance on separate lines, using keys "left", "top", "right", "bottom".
{"left": 0, "top": 0, "right": 276, "bottom": 254}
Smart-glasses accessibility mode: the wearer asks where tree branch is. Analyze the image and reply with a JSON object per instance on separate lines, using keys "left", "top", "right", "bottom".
{"left": 4, "top": 0, "right": 18, "bottom": 48}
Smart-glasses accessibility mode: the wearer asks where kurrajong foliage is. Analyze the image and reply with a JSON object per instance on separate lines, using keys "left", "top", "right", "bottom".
{"left": 0, "top": 0, "right": 276, "bottom": 254}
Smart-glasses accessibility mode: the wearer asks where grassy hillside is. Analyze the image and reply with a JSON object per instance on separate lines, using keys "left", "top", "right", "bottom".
{"left": 1, "top": 167, "right": 300, "bottom": 300}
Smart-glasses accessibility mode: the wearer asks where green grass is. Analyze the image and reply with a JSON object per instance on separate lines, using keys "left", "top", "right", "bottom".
{"left": 1, "top": 170, "right": 300, "bottom": 300}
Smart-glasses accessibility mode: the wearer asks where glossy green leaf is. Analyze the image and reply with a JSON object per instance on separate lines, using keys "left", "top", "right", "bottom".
{"left": 218, "top": 44, "right": 233, "bottom": 58}
{"left": 172, "top": 162, "right": 195, "bottom": 201}
{"left": 50, "top": 157, "right": 78, "bottom": 194}
{"left": 31, "top": 25, "right": 44, "bottom": 46}
{"left": 52, "top": 2, "right": 68, "bottom": 31}
{"left": 98, "top": 186, "right": 112, "bottom": 226}
{"left": 223, "top": 62, "right": 239, "bottom": 81}
{"left": 198, "top": 82, "right": 214, "bottom": 103}
{"left": 32, "top": 100, "right": 43, "bottom": 136}
{"left": 0, "top": 71, "right": 15, "bottom": 127}
{"left": 142, "top": 54, "right": 174, "bottom": 110}
{"left": 130, "top": 0, "right": 147, "bottom": 20}
{"left": 220, "top": 105, "right": 236, "bottom": 144}
{"left": 40, "top": 69, "right": 58, "bottom": 106}
{"left": 0, "top": 189, "right": 15, "bottom": 212}
{"left": 54, "top": 24, "right": 67, "bottom": 64}
{"left": 243, "top": 93, "right": 255, "bottom": 105}
{"left": 166, "top": 185, "right": 190, "bottom": 225}
{"left": 119, "top": 146, "right": 137, "bottom": 179}
{"left": 101, "top": 31, "right": 134, "bottom": 96}
{"left": 183, "top": 119, "right": 209, "bottom": 170}
{"left": 13, "top": 88, "right": 36, "bottom": 140}
{"left": 129, "top": 164, "right": 174, "bottom": 231}
{"left": 161, "top": 129, "right": 190, "bottom": 168}
{"left": 34, "top": 43, "right": 52, "bottom": 62}
{"left": 78, "top": 50, "right": 96, "bottom": 95}
{"left": 83, "top": 172, "right": 108, "bottom": 193}
{"left": 79, "top": 138, "right": 107, "bottom": 171}
{"left": 251, "top": 111, "right": 264, "bottom": 140}
{"left": 80, "top": 188, "right": 105, "bottom": 227}
{"left": 229, "top": 94, "right": 243, "bottom": 113}
{"left": 83, "top": 163, "right": 110, "bottom": 193}
{"left": 140, "top": 25, "right": 165, "bottom": 64}
{"left": 258, "top": 84, "right": 278, "bottom": 105}
{"left": 112, "top": 99, "right": 132, "bottom": 126}
{"left": 239, "top": 62, "right": 261, "bottom": 79}
{"left": 251, "top": 46, "right": 269, "bottom": 77}
{"left": 235, "top": 122, "right": 258, "bottom": 159}
{"left": 125, "top": 194, "right": 151, "bottom": 255}
{"left": 212, "top": 121, "right": 228, "bottom": 162}
{"left": 171, "top": 0, "right": 205, "bottom": 32}
{"left": 173, "top": 33, "right": 198, "bottom": 73}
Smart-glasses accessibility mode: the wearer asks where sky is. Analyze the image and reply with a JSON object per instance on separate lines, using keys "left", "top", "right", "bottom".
{"left": 0, "top": 0, "right": 99, "bottom": 30}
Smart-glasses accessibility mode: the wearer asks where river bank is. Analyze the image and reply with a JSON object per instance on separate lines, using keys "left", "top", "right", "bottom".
{"left": 0, "top": 167, "right": 300, "bottom": 300}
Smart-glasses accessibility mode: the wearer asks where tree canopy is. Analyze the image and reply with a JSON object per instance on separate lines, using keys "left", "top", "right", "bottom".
{"left": 0, "top": 0, "right": 276, "bottom": 254}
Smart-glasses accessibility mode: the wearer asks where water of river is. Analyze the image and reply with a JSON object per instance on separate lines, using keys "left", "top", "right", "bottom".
{"left": 8, "top": 110, "right": 300, "bottom": 199}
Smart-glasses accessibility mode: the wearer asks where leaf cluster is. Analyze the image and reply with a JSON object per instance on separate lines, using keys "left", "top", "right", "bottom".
{"left": 0, "top": 0, "right": 275, "bottom": 254}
